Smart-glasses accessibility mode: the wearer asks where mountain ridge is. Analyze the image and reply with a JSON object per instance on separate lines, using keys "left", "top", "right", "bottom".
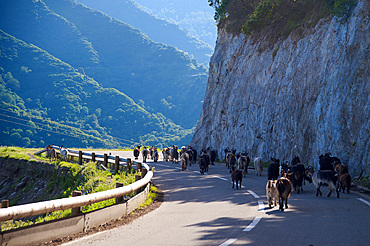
{"left": 0, "top": 0, "right": 202, "bottom": 148}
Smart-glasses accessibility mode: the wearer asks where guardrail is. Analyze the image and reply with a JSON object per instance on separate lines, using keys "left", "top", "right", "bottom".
{"left": 0, "top": 146, "right": 153, "bottom": 221}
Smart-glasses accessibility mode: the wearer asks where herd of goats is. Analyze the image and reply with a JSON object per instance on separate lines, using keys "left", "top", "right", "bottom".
{"left": 133, "top": 145, "right": 352, "bottom": 212}
{"left": 45, "top": 144, "right": 352, "bottom": 212}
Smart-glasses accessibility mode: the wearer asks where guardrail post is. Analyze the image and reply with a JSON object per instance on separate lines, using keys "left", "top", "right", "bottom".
{"left": 127, "top": 158, "right": 132, "bottom": 171}
{"left": 79, "top": 151, "right": 83, "bottom": 165}
{"left": 92, "top": 152, "right": 96, "bottom": 162}
{"left": 104, "top": 154, "right": 108, "bottom": 168}
{"left": 115, "top": 156, "right": 120, "bottom": 173}
{"left": 71, "top": 191, "right": 82, "bottom": 216}
{"left": 115, "top": 182, "right": 124, "bottom": 204}
{"left": 1, "top": 200, "right": 9, "bottom": 208}
{"left": 137, "top": 162, "right": 142, "bottom": 172}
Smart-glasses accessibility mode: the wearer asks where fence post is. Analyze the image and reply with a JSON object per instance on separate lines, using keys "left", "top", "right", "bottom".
{"left": 115, "top": 156, "right": 120, "bottom": 173}
{"left": 115, "top": 182, "right": 124, "bottom": 204}
{"left": 71, "top": 191, "right": 82, "bottom": 216}
{"left": 104, "top": 154, "right": 108, "bottom": 168}
{"left": 127, "top": 158, "right": 131, "bottom": 171}
{"left": 79, "top": 151, "right": 83, "bottom": 165}
{"left": 1, "top": 200, "right": 9, "bottom": 208}
{"left": 137, "top": 162, "right": 142, "bottom": 172}
{"left": 92, "top": 152, "right": 96, "bottom": 162}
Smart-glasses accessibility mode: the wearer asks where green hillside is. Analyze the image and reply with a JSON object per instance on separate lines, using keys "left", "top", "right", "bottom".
{"left": 43, "top": 0, "right": 208, "bottom": 129}
{"left": 77, "top": 0, "right": 214, "bottom": 66}
{"left": 0, "top": 30, "right": 193, "bottom": 148}
{"left": 0, "top": 0, "right": 208, "bottom": 148}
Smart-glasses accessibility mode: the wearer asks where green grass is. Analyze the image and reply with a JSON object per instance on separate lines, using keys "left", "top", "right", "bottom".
{"left": 138, "top": 185, "right": 159, "bottom": 209}
{"left": 0, "top": 147, "right": 142, "bottom": 232}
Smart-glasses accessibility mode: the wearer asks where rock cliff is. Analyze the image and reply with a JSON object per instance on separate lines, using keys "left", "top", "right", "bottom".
{"left": 191, "top": 0, "right": 369, "bottom": 175}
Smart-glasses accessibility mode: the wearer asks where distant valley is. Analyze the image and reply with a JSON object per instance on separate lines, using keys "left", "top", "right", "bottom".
{"left": 0, "top": 0, "right": 210, "bottom": 149}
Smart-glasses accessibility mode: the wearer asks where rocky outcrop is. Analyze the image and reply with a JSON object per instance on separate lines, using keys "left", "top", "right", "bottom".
{"left": 191, "top": 1, "right": 369, "bottom": 175}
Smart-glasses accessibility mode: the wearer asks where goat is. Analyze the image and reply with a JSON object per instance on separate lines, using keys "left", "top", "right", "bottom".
{"left": 237, "top": 153, "right": 249, "bottom": 177}
{"left": 254, "top": 157, "right": 263, "bottom": 176}
{"left": 291, "top": 163, "right": 306, "bottom": 194}
{"left": 162, "top": 147, "right": 170, "bottom": 162}
{"left": 231, "top": 166, "right": 243, "bottom": 189}
{"left": 200, "top": 149, "right": 210, "bottom": 172}
{"left": 180, "top": 152, "right": 189, "bottom": 171}
{"left": 291, "top": 156, "right": 301, "bottom": 166}
{"left": 312, "top": 170, "right": 340, "bottom": 198}
{"left": 227, "top": 153, "right": 237, "bottom": 173}
{"left": 338, "top": 173, "right": 351, "bottom": 194}
{"left": 153, "top": 148, "right": 159, "bottom": 162}
{"left": 224, "top": 147, "right": 230, "bottom": 165}
{"left": 276, "top": 177, "right": 293, "bottom": 211}
{"left": 319, "top": 153, "right": 340, "bottom": 171}
{"left": 279, "top": 161, "right": 291, "bottom": 175}
{"left": 141, "top": 147, "right": 149, "bottom": 162}
{"left": 59, "top": 146, "right": 68, "bottom": 161}
{"left": 170, "top": 146, "right": 179, "bottom": 163}
{"left": 198, "top": 155, "right": 207, "bottom": 174}
{"left": 47, "top": 145, "right": 57, "bottom": 161}
{"left": 334, "top": 164, "right": 349, "bottom": 175}
{"left": 266, "top": 180, "right": 278, "bottom": 208}
{"left": 268, "top": 158, "right": 280, "bottom": 180}
{"left": 133, "top": 145, "right": 140, "bottom": 160}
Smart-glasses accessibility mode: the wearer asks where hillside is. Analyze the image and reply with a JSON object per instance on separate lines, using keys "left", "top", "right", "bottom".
{"left": 77, "top": 0, "right": 214, "bottom": 66}
{"left": 43, "top": 0, "right": 208, "bottom": 129}
{"left": 0, "top": 29, "right": 192, "bottom": 148}
{"left": 0, "top": 0, "right": 208, "bottom": 148}
{"left": 134, "top": 0, "right": 217, "bottom": 48}
{"left": 192, "top": 0, "right": 369, "bottom": 175}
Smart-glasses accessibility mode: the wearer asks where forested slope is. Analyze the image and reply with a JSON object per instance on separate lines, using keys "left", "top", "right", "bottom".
{"left": 0, "top": 0, "right": 207, "bottom": 148}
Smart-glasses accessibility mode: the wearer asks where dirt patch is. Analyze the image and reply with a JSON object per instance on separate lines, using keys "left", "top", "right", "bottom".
{"left": 36, "top": 187, "right": 164, "bottom": 246}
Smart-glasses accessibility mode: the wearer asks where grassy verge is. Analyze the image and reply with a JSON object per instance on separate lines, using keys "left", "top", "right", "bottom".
{"left": 0, "top": 146, "right": 141, "bottom": 232}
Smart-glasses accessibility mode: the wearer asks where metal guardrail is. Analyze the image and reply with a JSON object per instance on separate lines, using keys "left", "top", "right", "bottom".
{"left": 0, "top": 147, "right": 153, "bottom": 222}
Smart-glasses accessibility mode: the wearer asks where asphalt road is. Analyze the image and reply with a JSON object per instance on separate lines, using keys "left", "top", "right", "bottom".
{"left": 62, "top": 151, "right": 370, "bottom": 246}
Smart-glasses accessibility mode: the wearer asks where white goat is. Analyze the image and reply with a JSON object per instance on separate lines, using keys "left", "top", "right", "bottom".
{"left": 254, "top": 157, "right": 263, "bottom": 176}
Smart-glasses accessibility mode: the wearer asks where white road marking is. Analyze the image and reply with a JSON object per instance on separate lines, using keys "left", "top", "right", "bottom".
{"left": 213, "top": 176, "right": 228, "bottom": 181}
{"left": 357, "top": 198, "right": 370, "bottom": 207}
{"left": 243, "top": 217, "right": 262, "bottom": 232}
{"left": 219, "top": 238, "right": 237, "bottom": 246}
{"left": 229, "top": 181, "right": 245, "bottom": 189}
{"left": 247, "top": 190, "right": 260, "bottom": 198}
{"left": 258, "top": 201, "right": 265, "bottom": 212}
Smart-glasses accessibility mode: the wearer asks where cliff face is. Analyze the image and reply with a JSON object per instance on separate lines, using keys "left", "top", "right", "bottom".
{"left": 191, "top": 0, "right": 369, "bottom": 175}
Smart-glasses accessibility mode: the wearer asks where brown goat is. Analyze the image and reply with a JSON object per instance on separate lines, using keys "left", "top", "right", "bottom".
{"left": 276, "top": 177, "right": 293, "bottom": 211}
{"left": 47, "top": 145, "right": 57, "bottom": 161}
{"left": 335, "top": 164, "right": 349, "bottom": 175}
{"left": 231, "top": 166, "right": 242, "bottom": 189}
{"left": 338, "top": 173, "right": 351, "bottom": 194}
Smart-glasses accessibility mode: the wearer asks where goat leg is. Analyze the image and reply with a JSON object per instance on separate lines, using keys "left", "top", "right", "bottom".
{"left": 327, "top": 190, "right": 332, "bottom": 197}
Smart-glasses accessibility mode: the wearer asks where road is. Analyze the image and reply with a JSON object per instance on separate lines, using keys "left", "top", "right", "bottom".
{"left": 62, "top": 151, "right": 370, "bottom": 246}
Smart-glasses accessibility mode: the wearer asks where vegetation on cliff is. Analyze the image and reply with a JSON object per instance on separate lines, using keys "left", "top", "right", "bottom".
{"left": 209, "top": 0, "right": 357, "bottom": 37}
